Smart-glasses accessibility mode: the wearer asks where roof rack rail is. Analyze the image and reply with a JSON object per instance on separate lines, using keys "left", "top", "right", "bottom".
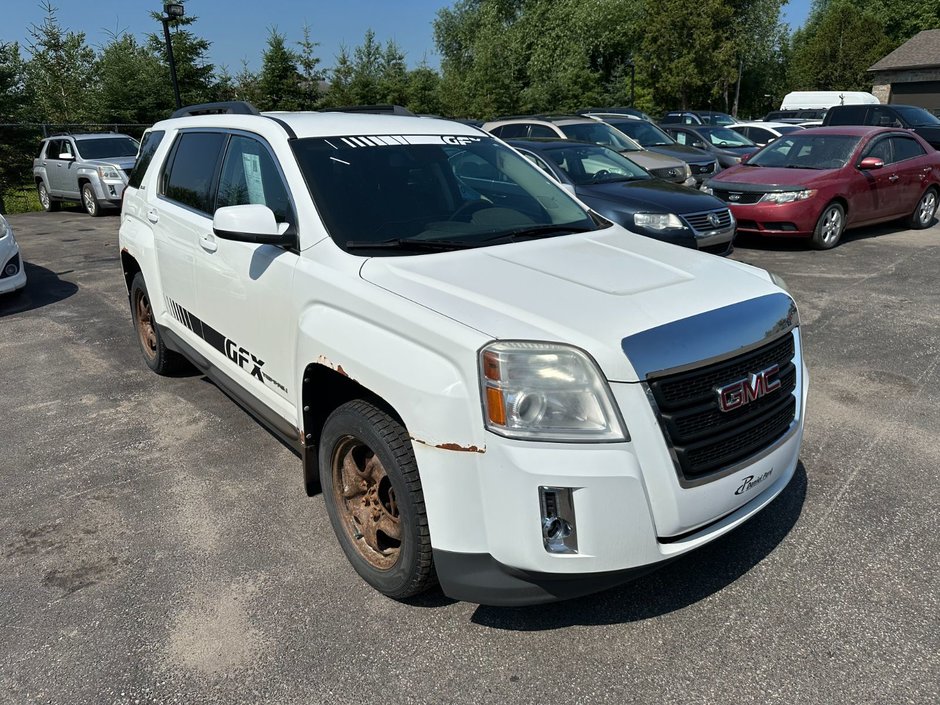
{"left": 171, "top": 101, "right": 260, "bottom": 119}
{"left": 330, "top": 104, "right": 416, "bottom": 116}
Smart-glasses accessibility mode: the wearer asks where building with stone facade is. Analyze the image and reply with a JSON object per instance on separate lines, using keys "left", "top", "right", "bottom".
{"left": 869, "top": 29, "right": 940, "bottom": 113}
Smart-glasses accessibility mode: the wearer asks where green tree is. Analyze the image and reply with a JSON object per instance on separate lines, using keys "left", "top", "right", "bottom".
{"left": 349, "top": 29, "right": 383, "bottom": 104}
{"left": 94, "top": 33, "right": 168, "bottom": 123}
{"left": 379, "top": 40, "right": 409, "bottom": 105}
{"left": 297, "top": 23, "right": 323, "bottom": 109}
{"left": 324, "top": 45, "right": 355, "bottom": 107}
{"left": 232, "top": 61, "right": 263, "bottom": 105}
{"left": 257, "top": 28, "right": 303, "bottom": 111}
{"left": 23, "top": 1, "right": 97, "bottom": 123}
{"left": 789, "top": 0, "right": 894, "bottom": 91}
{"left": 810, "top": 0, "right": 940, "bottom": 45}
{"left": 0, "top": 41, "right": 32, "bottom": 213}
{"left": 407, "top": 60, "right": 442, "bottom": 115}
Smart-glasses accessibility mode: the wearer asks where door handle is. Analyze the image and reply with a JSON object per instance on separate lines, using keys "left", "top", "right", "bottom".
{"left": 199, "top": 233, "right": 218, "bottom": 253}
{"left": 888, "top": 174, "right": 899, "bottom": 182}
{"left": 147, "top": 208, "right": 159, "bottom": 223}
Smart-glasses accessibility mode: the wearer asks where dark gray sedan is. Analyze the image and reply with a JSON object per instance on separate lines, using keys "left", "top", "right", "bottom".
{"left": 660, "top": 125, "right": 758, "bottom": 169}
{"left": 508, "top": 139, "right": 735, "bottom": 255}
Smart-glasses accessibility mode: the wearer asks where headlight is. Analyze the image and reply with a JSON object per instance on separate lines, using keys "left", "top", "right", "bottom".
{"left": 634, "top": 212, "right": 685, "bottom": 230}
{"left": 701, "top": 185, "right": 714, "bottom": 195}
{"left": 682, "top": 164, "right": 691, "bottom": 178}
{"left": 760, "top": 190, "right": 817, "bottom": 204}
{"left": 97, "top": 165, "right": 123, "bottom": 180}
{"left": 0, "top": 215, "right": 9, "bottom": 239}
{"left": 479, "top": 341, "right": 627, "bottom": 442}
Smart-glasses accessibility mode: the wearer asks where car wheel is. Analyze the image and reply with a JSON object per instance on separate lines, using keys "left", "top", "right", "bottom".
{"left": 37, "top": 181, "right": 59, "bottom": 212}
{"left": 81, "top": 183, "right": 101, "bottom": 217}
{"left": 811, "top": 202, "right": 845, "bottom": 250}
{"left": 130, "top": 273, "right": 185, "bottom": 375}
{"left": 319, "top": 400, "right": 435, "bottom": 600}
{"left": 907, "top": 188, "right": 938, "bottom": 230}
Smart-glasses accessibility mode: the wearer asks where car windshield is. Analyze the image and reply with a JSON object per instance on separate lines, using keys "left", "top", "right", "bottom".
{"left": 540, "top": 144, "right": 650, "bottom": 186}
{"left": 558, "top": 122, "right": 641, "bottom": 152}
{"left": 607, "top": 120, "right": 675, "bottom": 147}
{"left": 703, "top": 128, "right": 755, "bottom": 147}
{"left": 702, "top": 112, "right": 736, "bottom": 126}
{"left": 290, "top": 134, "right": 599, "bottom": 254}
{"left": 74, "top": 137, "right": 139, "bottom": 160}
{"left": 892, "top": 106, "right": 940, "bottom": 127}
{"left": 776, "top": 125, "right": 805, "bottom": 135}
{"left": 747, "top": 134, "right": 861, "bottom": 169}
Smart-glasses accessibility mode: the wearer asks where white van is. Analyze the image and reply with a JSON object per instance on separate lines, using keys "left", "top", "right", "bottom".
{"left": 780, "top": 91, "right": 880, "bottom": 110}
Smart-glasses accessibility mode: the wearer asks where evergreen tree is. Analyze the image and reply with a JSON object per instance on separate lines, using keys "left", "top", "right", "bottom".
{"left": 146, "top": 0, "right": 215, "bottom": 109}
{"left": 94, "top": 33, "right": 168, "bottom": 123}
{"left": 349, "top": 29, "right": 383, "bottom": 104}
{"left": 379, "top": 40, "right": 409, "bottom": 106}
{"left": 257, "top": 28, "right": 303, "bottom": 111}
{"left": 297, "top": 23, "right": 323, "bottom": 110}
{"left": 407, "top": 60, "right": 442, "bottom": 115}
{"left": 325, "top": 45, "right": 356, "bottom": 107}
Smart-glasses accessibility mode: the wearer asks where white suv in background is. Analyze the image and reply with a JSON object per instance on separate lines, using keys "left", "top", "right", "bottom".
{"left": 119, "top": 102, "right": 808, "bottom": 605}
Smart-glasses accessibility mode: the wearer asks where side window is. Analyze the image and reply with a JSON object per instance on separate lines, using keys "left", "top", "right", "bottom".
{"left": 671, "top": 130, "right": 686, "bottom": 145}
{"left": 216, "top": 135, "right": 293, "bottom": 223}
{"left": 61, "top": 140, "right": 75, "bottom": 158}
{"left": 753, "top": 128, "right": 772, "bottom": 143}
{"left": 889, "top": 136, "right": 926, "bottom": 162}
{"left": 44, "top": 140, "right": 60, "bottom": 159}
{"left": 518, "top": 150, "right": 555, "bottom": 178}
{"left": 162, "top": 131, "right": 226, "bottom": 214}
{"left": 528, "top": 124, "right": 557, "bottom": 138}
{"left": 865, "top": 138, "right": 893, "bottom": 163}
{"left": 488, "top": 126, "right": 504, "bottom": 137}
{"left": 870, "top": 107, "right": 901, "bottom": 128}
{"left": 128, "top": 130, "right": 165, "bottom": 189}
{"left": 496, "top": 124, "right": 530, "bottom": 139}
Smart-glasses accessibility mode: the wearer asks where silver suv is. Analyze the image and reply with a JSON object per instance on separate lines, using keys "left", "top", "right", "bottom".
{"left": 33, "top": 133, "right": 140, "bottom": 216}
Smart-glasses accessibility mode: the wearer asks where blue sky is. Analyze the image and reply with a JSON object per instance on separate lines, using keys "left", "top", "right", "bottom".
{"left": 2, "top": 0, "right": 814, "bottom": 72}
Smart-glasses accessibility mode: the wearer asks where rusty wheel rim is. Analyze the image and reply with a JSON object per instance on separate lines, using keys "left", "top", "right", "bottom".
{"left": 331, "top": 436, "right": 402, "bottom": 571}
{"left": 134, "top": 290, "right": 158, "bottom": 361}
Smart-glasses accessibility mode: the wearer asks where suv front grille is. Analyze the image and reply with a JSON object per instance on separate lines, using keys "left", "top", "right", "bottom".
{"left": 650, "top": 166, "right": 685, "bottom": 182}
{"left": 691, "top": 162, "right": 715, "bottom": 175}
{"left": 647, "top": 334, "right": 797, "bottom": 481}
{"left": 714, "top": 189, "right": 762, "bottom": 204}
{"left": 682, "top": 209, "right": 732, "bottom": 232}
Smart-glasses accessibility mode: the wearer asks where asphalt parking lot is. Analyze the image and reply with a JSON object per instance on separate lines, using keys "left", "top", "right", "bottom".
{"left": 1, "top": 208, "right": 938, "bottom": 704}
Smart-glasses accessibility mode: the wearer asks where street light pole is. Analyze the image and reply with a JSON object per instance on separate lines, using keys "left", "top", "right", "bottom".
{"left": 161, "top": 3, "right": 185, "bottom": 110}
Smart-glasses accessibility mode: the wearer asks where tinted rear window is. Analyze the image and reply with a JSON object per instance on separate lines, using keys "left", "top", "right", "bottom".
{"left": 128, "top": 130, "right": 165, "bottom": 189}
{"left": 162, "top": 132, "right": 226, "bottom": 214}
{"left": 825, "top": 106, "right": 868, "bottom": 125}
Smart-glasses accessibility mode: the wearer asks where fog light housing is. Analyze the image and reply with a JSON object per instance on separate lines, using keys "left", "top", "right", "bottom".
{"left": 2, "top": 257, "right": 19, "bottom": 278}
{"left": 539, "top": 486, "right": 578, "bottom": 554}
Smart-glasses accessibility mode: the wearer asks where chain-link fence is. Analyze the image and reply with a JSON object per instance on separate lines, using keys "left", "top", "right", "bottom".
{"left": 0, "top": 123, "right": 152, "bottom": 214}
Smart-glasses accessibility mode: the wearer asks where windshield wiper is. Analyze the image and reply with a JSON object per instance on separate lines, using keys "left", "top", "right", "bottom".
{"left": 481, "top": 224, "right": 594, "bottom": 243}
{"left": 344, "top": 237, "right": 479, "bottom": 251}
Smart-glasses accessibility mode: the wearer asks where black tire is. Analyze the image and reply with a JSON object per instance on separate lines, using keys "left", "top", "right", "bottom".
{"left": 319, "top": 400, "right": 435, "bottom": 599}
{"left": 129, "top": 273, "right": 185, "bottom": 375}
{"left": 37, "top": 181, "right": 60, "bottom": 212}
{"left": 811, "top": 202, "right": 845, "bottom": 250}
{"left": 81, "top": 183, "right": 102, "bottom": 217}
{"left": 907, "top": 188, "right": 938, "bottom": 230}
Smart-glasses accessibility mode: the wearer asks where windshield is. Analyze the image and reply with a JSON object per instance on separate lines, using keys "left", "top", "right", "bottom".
{"left": 702, "top": 112, "right": 737, "bottom": 126}
{"left": 776, "top": 125, "right": 804, "bottom": 135}
{"left": 74, "top": 137, "right": 139, "bottom": 160}
{"left": 539, "top": 144, "right": 650, "bottom": 186}
{"left": 702, "top": 128, "right": 755, "bottom": 148}
{"left": 747, "top": 134, "right": 861, "bottom": 169}
{"left": 558, "top": 123, "right": 641, "bottom": 152}
{"left": 290, "top": 134, "right": 598, "bottom": 254}
{"left": 607, "top": 120, "right": 675, "bottom": 147}
{"left": 893, "top": 106, "right": 940, "bottom": 127}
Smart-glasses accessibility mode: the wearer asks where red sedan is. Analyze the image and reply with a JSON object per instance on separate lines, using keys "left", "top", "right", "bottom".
{"left": 705, "top": 126, "right": 940, "bottom": 249}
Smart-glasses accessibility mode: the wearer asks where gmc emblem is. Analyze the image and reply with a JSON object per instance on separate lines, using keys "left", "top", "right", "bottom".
{"left": 716, "top": 364, "right": 782, "bottom": 412}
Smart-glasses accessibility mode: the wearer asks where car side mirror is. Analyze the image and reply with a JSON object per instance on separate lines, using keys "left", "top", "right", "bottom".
{"left": 692, "top": 141, "right": 706, "bottom": 149}
{"left": 58, "top": 152, "right": 74, "bottom": 160}
{"left": 859, "top": 157, "right": 884, "bottom": 170}
{"left": 213, "top": 204, "right": 295, "bottom": 246}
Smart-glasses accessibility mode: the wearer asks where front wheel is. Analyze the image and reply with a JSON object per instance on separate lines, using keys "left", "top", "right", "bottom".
{"left": 82, "top": 183, "right": 102, "bottom": 217}
{"left": 811, "top": 202, "right": 845, "bottom": 250}
{"left": 319, "top": 400, "right": 435, "bottom": 599}
{"left": 907, "top": 188, "right": 937, "bottom": 229}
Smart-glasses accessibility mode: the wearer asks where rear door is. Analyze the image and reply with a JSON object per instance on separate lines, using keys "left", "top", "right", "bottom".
{"left": 888, "top": 134, "right": 931, "bottom": 212}
{"left": 854, "top": 135, "right": 907, "bottom": 221}
{"left": 152, "top": 130, "right": 227, "bottom": 350}
{"left": 192, "top": 132, "right": 299, "bottom": 419}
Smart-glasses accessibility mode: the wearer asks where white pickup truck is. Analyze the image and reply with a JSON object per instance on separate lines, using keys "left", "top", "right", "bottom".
{"left": 119, "top": 102, "right": 808, "bottom": 606}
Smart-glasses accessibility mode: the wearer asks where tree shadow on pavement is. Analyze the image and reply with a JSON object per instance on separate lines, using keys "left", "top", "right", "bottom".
{"left": 470, "top": 462, "right": 808, "bottom": 630}
{"left": 0, "top": 261, "right": 78, "bottom": 317}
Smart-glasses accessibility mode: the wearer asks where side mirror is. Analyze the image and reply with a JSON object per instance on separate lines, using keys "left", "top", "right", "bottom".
{"left": 213, "top": 204, "right": 295, "bottom": 246}
{"left": 859, "top": 157, "right": 884, "bottom": 170}
{"left": 58, "top": 152, "right": 74, "bottom": 160}
{"left": 692, "top": 141, "right": 706, "bottom": 150}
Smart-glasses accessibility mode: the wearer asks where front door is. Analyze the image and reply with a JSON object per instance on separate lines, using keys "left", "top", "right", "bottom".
{"left": 193, "top": 133, "right": 299, "bottom": 421}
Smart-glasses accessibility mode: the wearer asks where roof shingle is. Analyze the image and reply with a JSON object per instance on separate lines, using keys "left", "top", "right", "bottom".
{"left": 870, "top": 29, "right": 940, "bottom": 72}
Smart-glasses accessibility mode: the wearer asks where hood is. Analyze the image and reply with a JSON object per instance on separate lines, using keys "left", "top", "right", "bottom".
{"left": 620, "top": 150, "right": 685, "bottom": 170}
{"left": 83, "top": 157, "right": 137, "bottom": 171}
{"left": 359, "top": 226, "right": 781, "bottom": 382}
{"left": 714, "top": 145, "right": 755, "bottom": 157}
{"left": 578, "top": 178, "right": 725, "bottom": 213}
{"left": 711, "top": 164, "right": 835, "bottom": 190}
{"left": 647, "top": 144, "right": 712, "bottom": 163}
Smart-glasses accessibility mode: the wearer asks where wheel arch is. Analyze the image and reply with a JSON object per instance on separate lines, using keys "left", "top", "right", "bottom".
{"left": 120, "top": 249, "right": 142, "bottom": 296}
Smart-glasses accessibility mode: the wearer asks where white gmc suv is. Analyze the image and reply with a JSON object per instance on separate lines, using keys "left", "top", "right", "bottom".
{"left": 119, "top": 102, "right": 808, "bottom": 606}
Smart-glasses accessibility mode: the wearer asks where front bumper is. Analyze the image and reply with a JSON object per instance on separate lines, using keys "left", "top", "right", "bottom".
{"left": 0, "top": 242, "right": 26, "bottom": 294}
{"left": 641, "top": 225, "right": 735, "bottom": 255}
{"left": 729, "top": 200, "right": 821, "bottom": 237}
{"left": 91, "top": 177, "right": 127, "bottom": 206}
